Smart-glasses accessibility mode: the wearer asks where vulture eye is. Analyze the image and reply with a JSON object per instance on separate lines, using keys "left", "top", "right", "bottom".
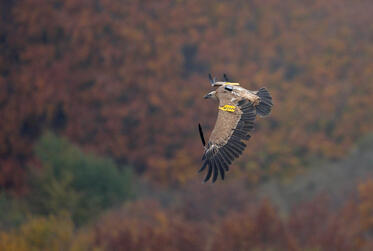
{"left": 224, "top": 85, "right": 233, "bottom": 91}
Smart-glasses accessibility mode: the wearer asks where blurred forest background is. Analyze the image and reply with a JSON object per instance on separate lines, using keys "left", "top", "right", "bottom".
{"left": 1, "top": 0, "right": 373, "bottom": 250}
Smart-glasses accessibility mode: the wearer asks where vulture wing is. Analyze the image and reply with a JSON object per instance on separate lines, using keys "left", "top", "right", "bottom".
{"left": 199, "top": 99, "right": 256, "bottom": 183}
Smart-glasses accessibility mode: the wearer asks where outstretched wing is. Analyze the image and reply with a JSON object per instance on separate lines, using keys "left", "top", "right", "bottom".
{"left": 199, "top": 100, "right": 256, "bottom": 183}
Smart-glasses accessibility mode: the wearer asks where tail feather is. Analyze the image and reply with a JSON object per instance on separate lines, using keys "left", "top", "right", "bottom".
{"left": 256, "top": 87, "right": 273, "bottom": 117}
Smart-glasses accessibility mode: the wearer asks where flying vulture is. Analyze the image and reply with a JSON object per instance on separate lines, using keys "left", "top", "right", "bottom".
{"left": 198, "top": 73, "right": 273, "bottom": 183}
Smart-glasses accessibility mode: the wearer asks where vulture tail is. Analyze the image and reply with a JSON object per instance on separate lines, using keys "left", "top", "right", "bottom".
{"left": 256, "top": 87, "right": 273, "bottom": 117}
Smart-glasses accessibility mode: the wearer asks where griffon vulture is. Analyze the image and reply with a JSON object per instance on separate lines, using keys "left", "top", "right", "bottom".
{"left": 198, "top": 74, "right": 273, "bottom": 183}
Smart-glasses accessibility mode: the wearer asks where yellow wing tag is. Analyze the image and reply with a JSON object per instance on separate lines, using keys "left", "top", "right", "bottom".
{"left": 226, "top": 82, "right": 240, "bottom": 86}
{"left": 219, "top": 105, "right": 236, "bottom": 112}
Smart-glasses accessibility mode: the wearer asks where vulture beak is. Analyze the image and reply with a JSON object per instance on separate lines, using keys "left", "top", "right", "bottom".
{"left": 204, "top": 90, "right": 216, "bottom": 99}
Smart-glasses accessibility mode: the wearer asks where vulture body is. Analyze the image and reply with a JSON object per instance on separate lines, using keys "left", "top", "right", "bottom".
{"left": 198, "top": 74, "right": 273, "bottom": 183}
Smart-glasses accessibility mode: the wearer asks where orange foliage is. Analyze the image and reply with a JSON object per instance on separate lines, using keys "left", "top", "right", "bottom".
{"left": 92, "top": 200, "right": 206, "bottom": 251}
{"left": 211, "top": 201, "right": 298, "bottom": 251}
{"left": 1, "top": 0, "right": 373, "bottom": 190}
{"left": 88, "top": 196, "right": 372, "bottom": 251}
{"left": 359, "top": 180, "right": 373, "bottom": 231}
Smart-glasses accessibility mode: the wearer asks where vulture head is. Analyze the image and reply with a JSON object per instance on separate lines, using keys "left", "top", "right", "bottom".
{"left": 203, "top": 85, "right": 236, "bottom": 100}
{"left": 204, "top": 73, "right": 240, "bottom": 100}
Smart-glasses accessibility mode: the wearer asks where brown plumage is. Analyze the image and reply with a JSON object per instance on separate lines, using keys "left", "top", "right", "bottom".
{"left": 198, "top": 74, "right": 273, "bottom": 183}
